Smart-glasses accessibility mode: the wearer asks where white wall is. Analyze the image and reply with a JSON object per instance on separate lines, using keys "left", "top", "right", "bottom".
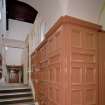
{"left": 0, "top": 0, "right": 6, "bottom": 35}
{"left": 5, "top": 19, "right": 33, "bottom": 65}
{"left": 34, "top": 0, "right": 104, "bottom": 34}
{"left": 6, "top": 47, "right": 23, "bottom": 65}
{"left": 99, "top": 3, "right": 105, "bottom": 30}
{"left": 37, "top": 0, "right": 63, "bottom": 33}
{"left": 67, "top": 0, "right": 104, "bottom": 24}
{"left": 29, "top": 0, "right": 64, "bottom": 52}
{"left": 7, "top": 19, "right": 33, "bottom": 41}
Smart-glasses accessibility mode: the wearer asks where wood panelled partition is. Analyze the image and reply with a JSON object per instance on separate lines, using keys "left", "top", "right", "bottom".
{"left": 98, "top": 31, "right": 105, "bottom": 105}
{"left": 31, "top": 16, "right": 105, "bottom": 105}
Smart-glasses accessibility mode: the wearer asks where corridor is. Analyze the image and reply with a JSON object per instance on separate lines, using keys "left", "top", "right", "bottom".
{"left": 0, "top": 0, "right": 105, "bottom": 105}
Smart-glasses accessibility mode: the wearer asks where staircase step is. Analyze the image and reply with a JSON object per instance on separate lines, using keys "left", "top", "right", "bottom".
{"left": 0, "top": 87, "right": 31, "bottom": 93}
{"left": 0, "top": 97, "right": 34, "bottom": 104}
{"left": 0, "top": 86, "right": 30, "bottom": 90}
{"left": 0, "top": 91, "right": 32, "bottom": 96}
{"left": 0, "top": 84, "right": 35, "bottom": 105}
{"left": 0, "top": 92, "right": 33, "bottom": 99}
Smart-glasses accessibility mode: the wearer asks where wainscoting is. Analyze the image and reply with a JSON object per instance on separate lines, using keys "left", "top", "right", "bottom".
{"left": 31, "top": 16, "right": 105, "bottom": 105}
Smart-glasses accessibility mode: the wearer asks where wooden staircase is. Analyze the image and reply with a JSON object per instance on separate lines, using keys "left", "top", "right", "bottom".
{"left": 0, "top": 84, "right": 35, "bottom": 105}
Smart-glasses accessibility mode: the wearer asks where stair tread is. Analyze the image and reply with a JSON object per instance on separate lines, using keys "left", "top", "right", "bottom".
{"left": 0, "top": 91, "right": 32, "bottom": 96}
{"left": 0, "top": 97, "right": 33, "bottom": 102}
{"left": 0, "top": 84, "right": 34, "bottom": 104}
{"left": 0, "top": 86, "right": 30, "bottom": 90}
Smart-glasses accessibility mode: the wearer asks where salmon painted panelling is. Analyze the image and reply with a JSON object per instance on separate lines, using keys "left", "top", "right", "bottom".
{"left": 31, "top": 16, "right": 104, "bottom": 105}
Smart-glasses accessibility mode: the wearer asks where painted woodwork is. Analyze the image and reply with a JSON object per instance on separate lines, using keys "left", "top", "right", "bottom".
{"left": 31, "top": 16, "right": 105, "bottom": 105}
{"left": 98, "top": 31, "right": 105, "bottom": 105}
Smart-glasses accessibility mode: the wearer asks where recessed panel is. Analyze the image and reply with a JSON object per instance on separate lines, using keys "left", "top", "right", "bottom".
{"left": 71, "top": 67, "right": 82, "bottom": 84}
{"left": 84, "top": 32, "right": 96, "bottom": 49}
{"left": 86, "top": 89, "right": 96, "bottom": 104}
{"left": 55, "top": 89, "right": 60, "bottom": 104}
{"left": 71, "top": 29, "right": 82, "bottom": 48}
{"left": 71, "top": 90, "right": 82, "bottom": 105}
{"left": 55, "top": 64, "right": 61, "bottom": 83}
{"left": 86, "top": 66, "right": 96, "bottom": 84}
{"left": 48, "top": 36, "right": 56, "bottom": 54}
{"left": 85, "top": 54, "right": 96, "bottom": 63}
{"left": 55, "top": 30, "right": 62, "bottom": 50}
{"left": 72, "top": 53, "right": 84, "bottom": 62}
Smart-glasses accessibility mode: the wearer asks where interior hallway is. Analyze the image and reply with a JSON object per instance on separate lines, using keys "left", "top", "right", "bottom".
{"left": 0, "top": 0, "right": 105, "bottom": 105}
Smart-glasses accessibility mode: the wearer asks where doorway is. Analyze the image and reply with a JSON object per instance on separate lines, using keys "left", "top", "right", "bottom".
{"left": 6, "top": 65, "right": 23, "bottom": 83}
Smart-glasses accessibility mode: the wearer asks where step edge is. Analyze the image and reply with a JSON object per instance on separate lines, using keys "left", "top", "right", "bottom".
{"left": 0, "top": 97, "right": 33, "bottom": 102}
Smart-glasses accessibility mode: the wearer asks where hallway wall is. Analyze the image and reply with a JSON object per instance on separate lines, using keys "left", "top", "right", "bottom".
{"left": 7, "top": 19, "right": 33, "bottom": 41}
{"left": 6, "top": 48, "right": 23, "bottom": 65}
{"left": 67, "top": 0, "right": 104, "bottom": 23}
{"left": 5, "top": 19, "right": 33, "bottom": 65}
{"left": 99, "top": 3, "right": 105, "bottom": 30}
